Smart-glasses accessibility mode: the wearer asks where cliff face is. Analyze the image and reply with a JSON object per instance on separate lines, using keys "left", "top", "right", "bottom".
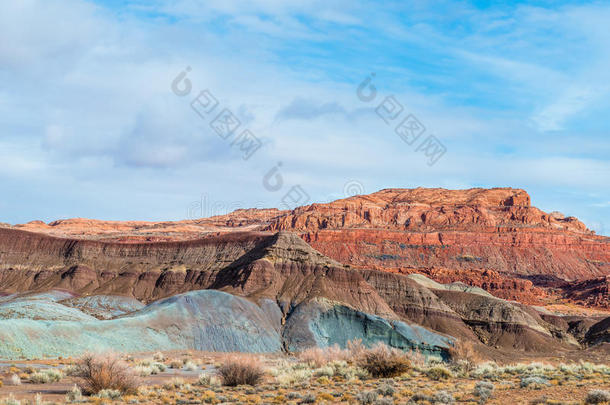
{"left": 267, "top": 188, "right": 584, "bottom": 233}
{"left": 562, "top": 276, "right": 610, "bottom": 309}
{"left": 0, "top": 228, "right": 591, "bottom": 356}
{"left": 0, "top": 229, "right": 269, "bottom": 302}
{"left": 4, "top": 187, "right": 610, "bottom": 307}
{"left": 265, "top": 188, "right": 609, "bottom": 282}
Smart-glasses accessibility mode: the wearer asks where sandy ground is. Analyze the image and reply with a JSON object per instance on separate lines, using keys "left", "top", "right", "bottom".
{"left": 0, "top": 349, "right": 609, "bottom": 404}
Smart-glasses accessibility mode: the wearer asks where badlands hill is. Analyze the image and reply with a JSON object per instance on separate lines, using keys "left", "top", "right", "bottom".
{"left": 0, "top": 187, "right": 608, "bottom": 360}
{"left": 9, "top": 187, "right": 609, "bottom": 306}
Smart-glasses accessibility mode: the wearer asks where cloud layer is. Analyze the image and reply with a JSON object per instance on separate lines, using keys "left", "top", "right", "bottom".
{"left": 0, "top": 0, "right": 608, "bottom": 234}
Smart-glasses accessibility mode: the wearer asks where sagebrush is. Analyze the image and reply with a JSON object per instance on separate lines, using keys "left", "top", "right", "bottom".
{"left": 356, "top": 343, "right": 411, "bottom": 378}
{"left": 217, "top": 355, "right": 265, "bottom": 386}
{"left": 73, "top": 353, "right": 139, "bottom": 395}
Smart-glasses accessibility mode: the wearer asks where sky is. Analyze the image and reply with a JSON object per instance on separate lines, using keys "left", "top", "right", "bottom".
{"left": 0, "top": 0, "right": 608, "bottom": 235}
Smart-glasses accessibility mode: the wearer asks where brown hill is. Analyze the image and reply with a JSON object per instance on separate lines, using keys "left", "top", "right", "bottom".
{"left": 0, "top": 227, "right": 597, "bottom": 356}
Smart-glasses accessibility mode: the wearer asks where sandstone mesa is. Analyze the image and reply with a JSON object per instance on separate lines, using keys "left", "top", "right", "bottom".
{"left": 0, "top": 187, "right": 608, "bottom": 361}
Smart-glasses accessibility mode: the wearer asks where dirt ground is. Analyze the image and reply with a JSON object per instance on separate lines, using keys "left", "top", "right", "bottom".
{"left": 0, "top": 350, "right": 608, "bottom": 404}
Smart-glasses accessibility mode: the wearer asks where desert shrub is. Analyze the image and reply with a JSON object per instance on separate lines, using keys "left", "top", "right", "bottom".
{"left": 73, "top": 353, "right": 139, "bottom": 395}
{"left": 169, "top": 359, "right": 183, "bottom": 369}
{"left": 63, "top": 364, "right": 79, "bottom": 376}
{"left": 183, "top": 360, "right": 198, "bottom": 371}
{"left": 163, "top": 377, "right": 189, "bottom": 390}
{"left": 471, "top": 362, "right": 498, "bottom": 379}
{"left": 66, "top": 385, "right": 83, "bottom": 403}
{"left": 316, "top": 375, "right": 330, "bottom": 384}
{"left": 375, "top": 398, "right": 393, "bottom": 405}
{"left": 0, "top": 394, "right": 20, "bottom": 405}
{"left": 314, "top": 365, "right": 334, "bottom": 377}
{"left": 433, "top": 390, "right": 454, "bottom": 404}
{"left": 347, "top": 339, "right": 366, "bottom": 358}
{"left": 497, "top": 363, "right": 526, "bottom": 375}
{"left": 356, "top": 343, "right": 411, "bottom": 378}
{"left": 447, "top": 340, "right": 479, "bottom": 376}
{"left": 30, "top": 368, "right": 63, "bottom": 384}
{"left": 410, "top": 393, "right": 434, "bottom": 403}
{"left": 197, "top": 373, "right": 221, "bottom": 387}
{"left": 526, "top": 362, "right": 555, "bottom": 373}
{"left": 499, "top": 362, "right": 555, "bottom": 377}
{"left": 153, "top": 352, "right": 165, "bottom": 361}
{"left": 217, "top": 355, "right": 265, "bottom": 386}
{"left": 409, "top": 349, "right": 427, "bottom": 368}
{"left": 585, "top": 390, "right": 610, "bottom": 404}
{"left": 558, "top": 363, "right": 578, "bottom": 374}
{"left": 300, "top": 393, "right": 316, "bottom": 404}
{"left": 198, "top": 373, "right": 212, "bottom": 386}
{"left": 310, "top": 360, "right": 368, "bottom": 381}
{"left": 473, "top": 381, "right": 494, "bottom": 403}
{"left": 298, "top": 344, "right": 350, "bottom": 367}
{"left": 558, "top": 362, "right": 610, "bottom": 377}
{"left": 317, "top": 392, "right": 335, "bottom": 402}
{"left": 596, "top": 364, "right": 610, "bottom": 375}
{"left": 7, "top": 374, "right": 20, "bottom": 386}
{"left": 352, "top": 366, "right": 371, "bottom": 380}
{"left": 95, "top": 389, "right": 122, "bottom": 399}
{"left": 138, "top": 358, "right": 152, "bottom": 367}
{"left": 134, "top": 361, "right": 165, "bottom": 377}
{"left": 520, "top": 375, "right": 550, "bottom": 389}
{"left": 134, "top": 365, "right": 153, "bottom": 376}
{"left": 377, "top": 382, "right": 395, "bottom": 396}
{"left": 332, "top": 360, "right": 367, "bottom": 379}
{"left": 273, "top": 362, "right": 313, "bottom": 386}
{"left": 447, "top": 340, "right": 479, "bottom": 366}
{"left": 356, "top": 390, "right": 378, "bottom": 404}
{"left": 426, "top": 365, "right": 453, "bottom": 380}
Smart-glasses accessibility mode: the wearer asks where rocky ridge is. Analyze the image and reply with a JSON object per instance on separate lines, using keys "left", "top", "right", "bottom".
{"left": 0, "top": 225, "right": 608, "bottom": 358}
{"left": 1, "top": 187, "right": 609, "bottom": 358}
{"left": 10, "top": 187, "right": 608, "bottom": 308}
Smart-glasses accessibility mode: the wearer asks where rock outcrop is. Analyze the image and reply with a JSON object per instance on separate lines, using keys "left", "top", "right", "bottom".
{"left": 282, "top": 189, "right": 609, "bottom": 282}
{"left": 585, "top": 317, "right": 610, "bottom": 346}
{"left": 0, "top": 289, "right": 455, "bottom": 360}
{"left": 0, "top": 290, "right": 283, "bottom": 359}
{"left": 282, "top": 299, "right": 453, "bottom": 359}
{"left": 1, "top": 187, "right": 609, "bottom": 358}
{"left": 561, "top": 276, "right": 610, "bottom": 309}
{"left": 62, "top": 295, "right": 145, "bottom": 319}
{"left": 10, "top": 188, "right": 609, "bottom": 307}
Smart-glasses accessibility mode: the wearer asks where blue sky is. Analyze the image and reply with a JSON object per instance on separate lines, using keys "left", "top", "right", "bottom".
{"left": 0, "top": 0, "right": 608, "bottom": 234}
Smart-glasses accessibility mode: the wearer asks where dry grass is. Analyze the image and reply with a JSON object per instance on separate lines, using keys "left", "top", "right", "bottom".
{"left": 298, "top": 345, "right": 350, "bottom": 367}
{"left": 217, "top": 355, "right": 265, "bottom": 386}
{"left": 447, "top": 339, "right": 480, "bottom": 366}
{"left": 356, "top": 343, "right": 411, "bottom": 378}
{"left": 1, "top": 352, "right": 608, "bottom": 404}
{"left": 7, "top": 375, "right": 20, "bottom": 386}
{"left": 298, "top": 339, "right": 367, "bottom": 367}
{"left": 29, "top": 368, "right": 63, "bottom": 384}
{"left": 73, "top": 353, "right": 139, "bottom": 395}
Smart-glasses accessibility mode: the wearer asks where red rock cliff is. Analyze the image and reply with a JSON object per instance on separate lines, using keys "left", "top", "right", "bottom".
{"left": 5, "top": 187, "right": 609, "bottom": 306}
{"left": 264, "top": 188, "right": 609, "bottom": 281}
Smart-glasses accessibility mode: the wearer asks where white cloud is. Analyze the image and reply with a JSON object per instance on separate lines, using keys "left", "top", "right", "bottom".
{"left": 0, "top": 0, "right": 608, "bottom": 233}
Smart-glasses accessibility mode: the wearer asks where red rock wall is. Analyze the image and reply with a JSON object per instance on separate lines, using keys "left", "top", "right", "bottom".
{"left": 298, "top": 228, "right": 609, "bottom": 281}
